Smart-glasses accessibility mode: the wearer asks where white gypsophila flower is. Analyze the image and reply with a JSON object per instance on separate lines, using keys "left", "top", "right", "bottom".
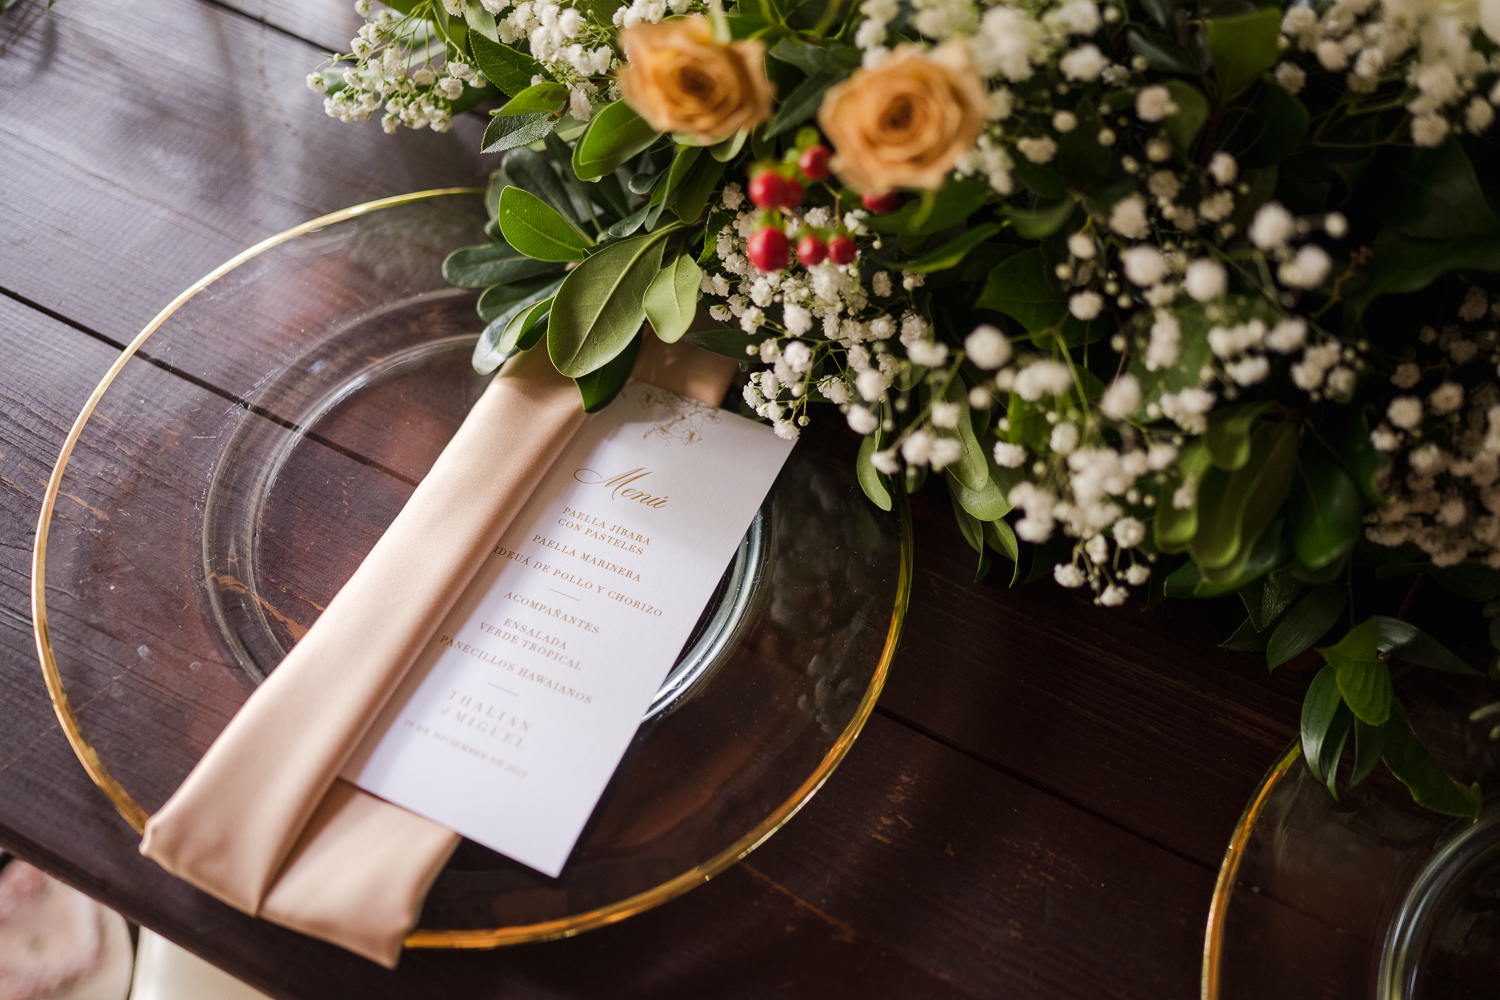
{"left": 783, "top": 303, "right": 813, "bottom": 336}
{"left": 1392, "top": 362, "right": 1423, "bottom": 389}
{"left": 1017, "top": 136, "right": 1059, "bottom": 163}
{"left": 1266, "top": 318, "right": 1308, "bottom": 352}
{"left": 929, "top": 437, "right": 963, "bottom": 469}
{"left": 1050, "top": 422, "right": 1080, "bottom": 454}
{"left": 1121, "top": 245, "right": 1168, "bottom": 287}
{"left": 931, "top": 401, "right": 961, "bottom": 428}
{"left": 1460, "top": 286, "right": 1489, "bottom": 321}
{"left": 1086, "top": 535, "right": 1110, "bottom": 564}
{"left": 1184, "top": 259, "right": 1228, "bottom": 301}
{"left": 1249, "top": 202, "right": 1296, "bottom": 250}
{"left": 1013, "top": 359, "right": 1074, "bottom": 400}
{"left": 1389, "top": 396, "right": 1425, "bottom": 429}
{"left": 972, "top": 5, "right": 1044, "bottom": 81}
{"left": 988, "top": 88, "right": 1014, "bottom": 119}
{"left": 871, "top": 271, "right": 893, "bottom": 297}
{"left": 1145, "top": 312, "right": 1181, "bottom": 370}
{"left": 966, "top": 324, "right": 1012, "bottom": 368}
{"left": 871, "top": 448, "right": 901, "bottom": 474}
{"left": 1124, "top": 563, "right": 1151, "bottom": 585}
{"left": 1148, "top": 169, "right": 1181, "bottom": 202}
{"left": 1279, "top": 244, "right": 1332, "bottom": 289}
{"left": 1060, "top": 43, "right": 1109, "bottom": 80}
{"left": 1208, "top": 151, "right": 1238, "bottom": 186}
{"left": 1069, "top": 290, "right": 1105, "bottom": 320}
{"left": 1198, "top": 191, "right": 1235, "bottom": 222}
{"left": 901, "top": 429, "right": 934, "bottom": 466}
{"left": 1412, "top": 112, "right": 1450, "bottom": 147}
{"left": 857, "top": 370, "right": 888, "bottom": 401}
{"left": 1099, "top": 584, "right": 1128, "bottom": 606}
{"left": 1113, "top": 516, "right": 1146, "bottom": 548}
{"left": 1054, "top": 563, "right": 1086, "bottom": 587}
{"left": 970, "top": 386, "right": 993, "bottom": 409}
{"left": 1431, "top": 381, "right": 1465, "bottom": 413}
{"left": 820, "top": 376, "right": 852, "bottom": 405}
{"left": 721, "top": 183, "right": 745, "bottom": 210}
{"left": 1147, "top": 442, "right": 1178, "bottom": 469}
{"left": 909, "top": 340, "right": 949, "bottom": 366}
{"left": 1274, "top": 61, "right": 1306, "bottom": 94}
{"left": 1227, "top": 356, "right": 1271, "bottom": 386}
{"left": 1051, "top": 0, "right": 1101, "bottom": 34}
{"left": 1160, "top": 387, "right": 1216, "bottom": 432}
{"left": 1145, "top": 138, "right": 1172, "bottom": 162}
{"left": 1109, "top": 194, "right": 1150, "bottom": 239}
{"left": 1371, "top": 425, "right": 1402, "bottom": 451}
{"left": 1067, "top": 232, "right": 1097, "bottom": 259}
{"left": 1099, "top": 374, "right": 1141, "bottom": 420}
{"left": 1136, "top": 85, "right": 1177, "bottom": 122}
{"left": 1468, "top": 97, "right": 1496, "bottom": 132}
{"left": 994, "top": 441, "right": 1027, "bottom": 467}
{"left": 1325, "top": 366, "right": 1356, "bottom": 399}
{"left": 1054, "top": 110, "right": 1079, "bottom": 133}
{"left": 784, "top": 340, "right": 812, "bottom": 372}
{"left": 847, "top": 405, "right": 879, "bottom": 434}
{"left": 1325, "top": 212, "right": 1348, "bottom": 239}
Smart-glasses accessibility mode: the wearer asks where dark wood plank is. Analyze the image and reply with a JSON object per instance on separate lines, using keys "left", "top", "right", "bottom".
{"left": 0, "top": 0, "right": 488, "bottom": 344}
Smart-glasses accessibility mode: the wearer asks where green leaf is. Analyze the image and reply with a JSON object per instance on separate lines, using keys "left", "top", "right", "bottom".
{"left": 1000, "top": 200, "right": 1075, "bottom": 240}
{"left": 1237, "top": 84, "right": 1309, "bottom": 168}
{"left": 464, "top": 0, "right": 499, "bottom": 40}
{"left": 1349, "top": 230, "right": 1500, "bottom": 318}
{"left": 768, "top": 36, "right": 861, "bottom": 75}
{"left": 504, "top": 147, "right": 582, "bottom": 226}
{"left": 1384, "top": 137, "right": 1500, "bottom": 240}
{"left": 443, "top": 241, "right": 563, "bottom": 287}
{"left": 495, "top": 82, "right": 568, "bottom": 116}
{"left": 1241, "top": 568, "right": 1303, "bottom": 631}
{"left": 575, "top": 330, "right": 642, "bottom": 412}
{"left": 669, "top": 155, "right": 727, "bottom": 225}
{"left": 865, "top": 180, "right": 993, "bottom": 236}
{"left": 482, "top": 112, "right": 557, "bottom": 154}
{"left": 1350, "top": 719, "right": 1385, "bottom": 788}
{"left": 1222, "top": 616, "right": 1272, "bottom": 653}
{"left": 975, "top": 248, "right": 1065, "bottom": 334}
{"left": 573, "top": 101, "right": 662, "bottom": 181}
{"left": 1190, "top": 419, "right": 1299, "bottom": 572}
{"left": 1333, "top": 656, "right": 1394, "bottom": 727}
{"left": 857, "top": 432, "right": 893, "bottom": 512}
{"left": 1195, "top": 514, "right": 1293, "bottom": 595}
{"left": 902, "top": 224, "right": 1003, "bottom": 274}
{"left": 682, "top": 326, "right": 761, "bottom": 365}
{"left": 478, "top": 272, "right": 564, "bottom": 321}
{"left": 1289, "top": 459, "right": 1362, "bottom": 571}
{"left": 1301, "top": 664, "right": 1348, "bottom": 790}
{"left": 1154, "top": 440, "right": 1214, "bottom": 552}
{"left": 1207, "top": 7, "right": 1281, "bottom": 100}
{"left": 643, "top": 252, "right": 701, "bottom": 343}
{"left": 985, "top": 517, "right": 1019, "bottom": 565}
{"left": 1127, "top": 26, "right": 1202, "bottom": 75}
{"left": 946, "top": 378, "right": 988, "bottom": 492}
{"left": 767, "top": 71, "right": 839, "bottom": 137}
{"left": 473, "top": 280, "right": 564, "bottom": 374}
{"left": 1370, "top": 616, "right": 1479, "bottom": 675}
{"left": 1267, "top": 584, "right": 1346, "bottom": 670}
{"left": 609, "top": 202, "right": 652, "bottom": 238}
{"left": 1206, "top": 400, "right": 1278, "bottom": 471}
{"left": 947, "top": 467, "right": 1010, "bottom": 522}
{"left": 1381, "top": 706, "right": 1481, "bottom": 818}
{"left": 498, "top": 186, "right": 592, "bottom": 261}
{"left": 469, "top": 32, "right": 542, "bottom": 97}
{"left": 1162, "top": 80, "right": 1210, "bottom": 155}
{"left": 547, "top": 231, "right": 670, "bottom": 377}
{"left": 948, "top": 480, "right": 986, "bottom": 555}
{"left": 710, "top": 128, "right": 749, "bottom": 163}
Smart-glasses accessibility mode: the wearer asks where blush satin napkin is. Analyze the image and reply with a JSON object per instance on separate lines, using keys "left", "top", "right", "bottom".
{"left": 140, "top": 339, "right": 737, "bottom": 968}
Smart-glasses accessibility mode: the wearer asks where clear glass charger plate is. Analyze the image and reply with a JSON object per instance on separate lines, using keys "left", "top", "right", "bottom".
{"left": 31, "top": 189, "right": 912, "bottom": 948}
{"left": 1204, "top": 682, "right": 1500, "bottom": 998}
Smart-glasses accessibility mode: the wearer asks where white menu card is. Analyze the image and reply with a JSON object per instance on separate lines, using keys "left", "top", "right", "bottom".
{"left": 343, "top": 380, "right": 795, "bottom": 877}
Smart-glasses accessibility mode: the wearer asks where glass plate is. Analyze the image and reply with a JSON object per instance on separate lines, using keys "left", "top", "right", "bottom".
{"left": 1203, "top": 682, "right": 1500, "bottom": 998}
{"left": 32, "top": 190, "right": 911, "bottom": 948}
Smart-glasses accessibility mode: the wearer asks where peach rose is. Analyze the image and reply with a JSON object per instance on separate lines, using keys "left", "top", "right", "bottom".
{"left": 618, "top": 17, "right": 773, "bottom": 144}
{"left": 817, "top": 42, "right": 987, "bottom": 192}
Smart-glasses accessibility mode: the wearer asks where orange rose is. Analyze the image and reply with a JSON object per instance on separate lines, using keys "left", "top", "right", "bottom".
{"left": 817, "top": 42, "right": 987, "bottom": 192}
{"left": 618, "top": 17, "right": 773, "bottom": 144}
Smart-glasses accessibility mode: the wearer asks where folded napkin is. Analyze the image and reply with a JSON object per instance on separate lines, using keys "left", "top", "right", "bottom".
{"left": 142, "top": 337, "right": 736, "bottom": 967}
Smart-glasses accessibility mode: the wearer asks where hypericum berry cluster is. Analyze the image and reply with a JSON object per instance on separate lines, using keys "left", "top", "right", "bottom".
{"left": 745, "top": 134, "right": 861, "bottom": 272}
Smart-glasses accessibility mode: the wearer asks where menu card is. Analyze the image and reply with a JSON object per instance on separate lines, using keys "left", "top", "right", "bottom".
{"left": 343, "top": 380, "right": 795, "bottom": 877}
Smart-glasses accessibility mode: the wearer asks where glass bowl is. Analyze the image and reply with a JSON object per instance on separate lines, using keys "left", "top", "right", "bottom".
{"left": 31, "top": 190, "right": 912, "bottom": 947}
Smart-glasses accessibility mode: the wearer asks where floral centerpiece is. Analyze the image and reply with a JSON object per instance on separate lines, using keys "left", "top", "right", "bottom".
{"left": 309, "top": 0, "right": 1500, "bottom": 816}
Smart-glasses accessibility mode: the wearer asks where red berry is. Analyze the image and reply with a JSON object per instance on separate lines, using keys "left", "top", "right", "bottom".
{"left": 861, "top": 190, "right": 901, "bottom": 214}
{"left": 797, "top": 234, "right": 828, "bottom": 266}
{"left": 748, "top": 171, "right": 782, "bottom": 208}
{"left": 798, "top": 144, "right": 832, "bottom": 181}
{"left": 747, "top": 227, "right": 790, "bottom": 271}
{"left": 827, "top": 234, "right": 858, "bottom": 265}
{"left": 779, "top": 178, "right": 805, "bottom": 208}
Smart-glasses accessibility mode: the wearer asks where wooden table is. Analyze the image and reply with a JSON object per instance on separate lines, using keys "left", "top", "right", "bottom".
{"left": 0, "top": 2, "right": 1310, "bottom": 995}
